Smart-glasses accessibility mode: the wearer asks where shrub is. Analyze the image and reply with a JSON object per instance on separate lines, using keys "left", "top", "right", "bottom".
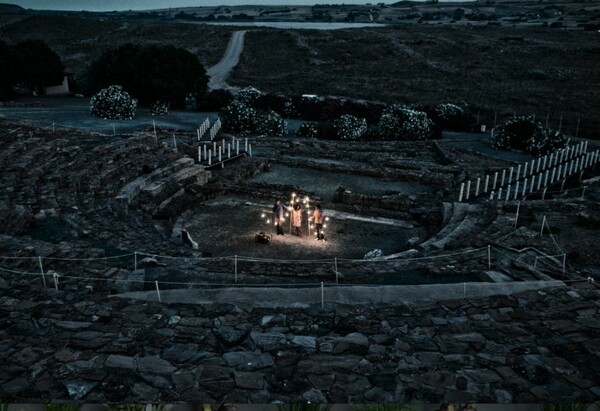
{"left": 220, "top": 100, "right": 255, "bottom": 134}
{"left": 236, "top": 86, "right": 265, "bottom": 106}
{"left": 295, "top": 122, "right": 319, "bottom": 138}
{"left": 493, "top": 115, "right": 567, "bottom": 155}
{"left": 377, "top": 104, "right": 436, "bottom": 140}
{"left": 150, "top": 101, "right": 169, "bottom": 116}
{"left": 333, "top": 114, "right": 368, "bottom": 140}
{"left": 254, "top": 110, "right": 286, "bottom": 136}
{"left": 430, "top": 103, "right": 473, "bottom": 131}
{"left": 90, "top": 85, "right": 136, "bottom": 120}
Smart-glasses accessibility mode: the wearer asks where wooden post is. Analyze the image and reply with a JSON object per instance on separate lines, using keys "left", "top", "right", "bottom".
{"left": 475, "top": 178, "right": 480, "bottom": 197}
{"left": 581, "top": 187, "right": 586, "bottom": 200}
{"left": 501, "top": 169, "right": 506, "bottom": 187}
{"left": 484, "top": 175, "right": 489, "bottom": 193}
{"left": 514, "top": 201, "right": 520, "bottom": 228}
{"left": 516, "top": 165, "right": 521, "bottom": 181}
{"left": 465, "top": 180, "right": 471, "bottom": 201}
{"left": 514, "top": 182, "right": 520, "bottom": 200}
{"left": 53, "top": 272, "right": 59, "bottom": 291}
{"left": 544, "top": 170, "right": 549, "bottom": 187}
{"left": 155, "top": 281, "right": 162, "bottom": 302}
{"left": 524, "top": 162, "right": 528, "bottom": 178}
{"left": 487, "top": 245, "right": 491, "bottom": 270}
{"left": 38, "top": 256, "right": 46, "bottom": 288}
{"left": 508, "top": 167, "right": 514, "bottom": 184}
{"left": 542, "top": 187, "right": 547, "bottom": 200}
{"left": 530, "top": 176, "right": 535, "bottom": 193}
{"left": 493, "top": 172, "right": 498, "bottom": 189}
{"left": 208, "top": 150, "right": 212, "bottom": 166}
{"left": 540, "top": 215, "right": 546, "bottom": 236}
{"left": 505, "top": 185, "right": 511, "bottom": 203}
{"left": 498, "top": 187, "right": 502, "bottom": 200}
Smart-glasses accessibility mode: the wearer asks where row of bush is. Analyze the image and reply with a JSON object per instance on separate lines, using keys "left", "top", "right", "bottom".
{"left": 493, "top": 116, "right": 567, "bottom": 155}
{"left": 202, "top": 86, "right": 475, "bottom": 132}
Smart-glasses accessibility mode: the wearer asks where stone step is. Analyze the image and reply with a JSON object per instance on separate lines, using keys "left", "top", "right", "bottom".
{"left": 115, "top": 158, "right": 194, "bottom": 204}
{"left": 140, "top": 165, "right": 210, "bottom": 201}
{"left": 436, "top": 204, "right": 483, "bottom": 250}
{"left": 419, "top": 202, "right": 468, "bottom": 250}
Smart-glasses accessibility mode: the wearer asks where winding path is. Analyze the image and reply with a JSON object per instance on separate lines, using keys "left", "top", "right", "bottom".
{"left": 207, "top": 30, "right": 247, "bottom": 90}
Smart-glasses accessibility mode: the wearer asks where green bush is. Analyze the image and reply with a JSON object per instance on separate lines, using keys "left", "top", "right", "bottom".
{"left": 296, "top": 121, "right": 319, "bottom": 138}
{"left": 254, "top": 110, "right": 286, "bottom": 136}
{"left": 493, "top": 115, "right": 567, "bottom": 155}
{"left": 377, "top": 104, "right": 436, "bottom": 140}
{"left": 150, "top": 101, "right": 169, "bottom": 116}
{"left": 220, "top": 100, "right": 256, "bottom": 134}
{"left": 333, "top": 114, "right": 368, "bottom": 140}
{"left": 90, "top": 85, "right": 136, "bottom": 120}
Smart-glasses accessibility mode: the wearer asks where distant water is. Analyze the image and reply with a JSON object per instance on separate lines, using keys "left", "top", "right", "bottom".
{"left": 203, "top": 21, "right": 387, "bottom": 30}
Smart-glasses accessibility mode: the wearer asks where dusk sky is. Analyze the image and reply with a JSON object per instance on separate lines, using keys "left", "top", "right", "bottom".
{"left": 7, "top": 0, "right": 466, "bottom": 12}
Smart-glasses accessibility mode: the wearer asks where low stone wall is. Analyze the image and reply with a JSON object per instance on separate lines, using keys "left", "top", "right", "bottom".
{"left": 0, "top": 280, "right": 598, "bottom": 403}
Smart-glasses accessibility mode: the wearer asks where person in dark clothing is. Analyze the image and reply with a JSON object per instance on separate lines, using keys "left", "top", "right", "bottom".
{"left": 273, "top": 200, "right": 285, "bottom": 235}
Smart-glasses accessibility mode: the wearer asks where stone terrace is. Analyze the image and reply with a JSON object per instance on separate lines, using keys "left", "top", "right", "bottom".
{"left": 0, "top": 280, "right": 598, "bottom": 403}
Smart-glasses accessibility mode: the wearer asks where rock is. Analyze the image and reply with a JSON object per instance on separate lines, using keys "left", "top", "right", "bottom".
{"left": 136, "top": 356, "right": 177, "bottom": 375}
{"left": 131, "top": 382, "right": 159, "bottom": 402}
{"left": 460, "top": 369, "right": 502, "bottom": 384}
{"left": 222, "top": 351, "right": 274, "bottom": 371}
{"left": 172, "top": 370, "right": 196, "bottom": 391}
{"left": 213, "top": 326, "right": 248, "bottom": 346}
{"left": 54, "top": 321, "right": 92, "bottom": 330}
{"left": 138, "top": 257, "right": 166, "bottom": 267}
{"left": 290, "top": 335, "right": 317, "bottom": 349}
{"left": 2, "top": 377, "right": 29, "bottom": 394}
{"left": 250, "top": 331, "right": 286, "bottom": 349}
{"left": 261, "top": 314, "right": 286, "bottom": 327}
{"left": 168, "top": 315, "right": 181, "bottom": 325}
{"left": 234, "top": 371, "right": 265, "bottom": 390}
{"left": 302, "top": 388, "right": 327, "bottom": 403}
{"left": 364, "top": 387, "right": 393, "bottom": 402}
{"left": 308, "top": 374, "right": 335, "bottom": 391}
{"left": 182, "top": 229, "right": 199, "bottom": 250}
{"left": 64, "top": 380, "right": 97, "bottom": 400}
{"left": 105, "top": 355, "right": 136, "bottom": 371}
{"left": 72, "top": 331, "right": 104, "bottom": 340}
{"left": 364, "top": 249, "right": 383, "bottom": 259}
{"left": 495, "top": 389, "right": 513, "bottom": 403}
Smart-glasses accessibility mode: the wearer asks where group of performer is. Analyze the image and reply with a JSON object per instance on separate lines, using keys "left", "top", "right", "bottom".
{"left": 272, "top": 199, "right": 326, "bottom": 241}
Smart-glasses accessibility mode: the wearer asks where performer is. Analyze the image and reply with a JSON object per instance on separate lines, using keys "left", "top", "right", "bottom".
{"left": 272, "top": 200, "right": 285, "bottom": 235}
{"left": 312, "top": 204, "right": 325, "bottom": 241}
{"left": 292, "top": 204, "right": 303, "bottom": 237}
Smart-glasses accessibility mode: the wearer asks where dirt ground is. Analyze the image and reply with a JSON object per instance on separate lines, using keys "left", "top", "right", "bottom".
{"left": 183, "top": 196, "right": 421, "bottom": 259}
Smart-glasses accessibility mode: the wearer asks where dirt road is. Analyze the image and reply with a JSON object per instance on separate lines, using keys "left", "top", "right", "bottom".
{"left": 207, "top": 30, "right": 246, "bottom": 90}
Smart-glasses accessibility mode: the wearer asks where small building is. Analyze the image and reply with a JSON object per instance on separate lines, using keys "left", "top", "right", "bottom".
{"left": 45, "top": 75, "right": 70, "bottom": 96}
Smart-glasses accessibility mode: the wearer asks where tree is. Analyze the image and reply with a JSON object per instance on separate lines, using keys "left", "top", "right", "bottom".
{"left": 86, "top": 44, "right": 208, "bottom": 108}
{"left": 0, "top": 40, "right": 14, "bottom": 99}
{"left": 11, "top": 40, "right": 64, "bottom": 95}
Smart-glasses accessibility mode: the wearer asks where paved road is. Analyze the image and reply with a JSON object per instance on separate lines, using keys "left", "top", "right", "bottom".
{"left": 206, "top": 30, "right": 247, "bottom": 90}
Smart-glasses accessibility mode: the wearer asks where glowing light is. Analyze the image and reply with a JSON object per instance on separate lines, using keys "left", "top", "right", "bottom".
{"left": 274, "top": 222, "right": 278, "bottom": 226}
{"left": 285, "top": 213, "right": 289, "bottom": 217}
{"left": 261, "top": 213, "right": 266, "bottom": 218}
{"left": 292, "top": 193, "right": 296, "bottom": 197}
{"left": 325, "top": 217, "right": 330, "bottom": 221}
{"left": 310, "top": 225, "right": 314, "bottom": 229}
{"left": 266, "top": 219, "right": 270, "bottom": 224}
{"left": 323, "top": 224, "right": 327, "bottom": 228}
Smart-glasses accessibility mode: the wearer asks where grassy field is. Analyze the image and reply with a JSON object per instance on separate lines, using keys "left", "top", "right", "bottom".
{"left": 230, "top": 25, "right": 600, "bottom": 138}
{"left": 0, "top": 14, "right": 235, "bottom": 73}
{"left": 1, "top": 7, "right": 599, "bottom": 138}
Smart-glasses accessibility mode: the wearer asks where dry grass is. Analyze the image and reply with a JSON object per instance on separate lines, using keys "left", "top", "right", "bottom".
{"left": 231, "top": 26, "right": 600, "bottom": 138}
{"left": 0, "top": 14, "right": 235, "bottom": 71}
